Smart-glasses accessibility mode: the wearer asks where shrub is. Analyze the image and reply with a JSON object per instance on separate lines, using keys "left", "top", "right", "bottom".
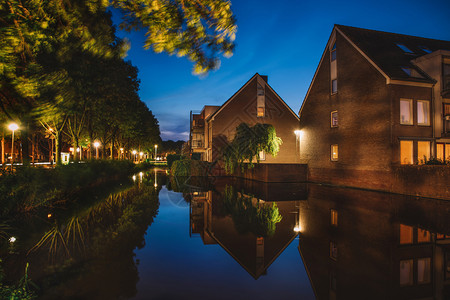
{"left": 166, "top": 154, "right": 184, "bottom": 169}
{"left": 170, "top": 159, "right": 209, "bottom": 177}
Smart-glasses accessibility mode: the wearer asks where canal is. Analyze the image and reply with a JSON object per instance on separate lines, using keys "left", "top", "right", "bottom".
{"left": 1, "top": 169, "right": 449, "bottom": 299}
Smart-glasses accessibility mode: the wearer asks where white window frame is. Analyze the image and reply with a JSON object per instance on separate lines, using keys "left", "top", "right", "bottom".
{"left": 331, "top": 111, "right": 338, "bottom": 127}
{"left": 400, "top": 98, "right": 413, "bottom": 125}
{"left": 417, "top": 100, "right": 430, "bottom": 126}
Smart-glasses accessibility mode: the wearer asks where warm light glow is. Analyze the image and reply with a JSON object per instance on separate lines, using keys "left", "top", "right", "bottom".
{"left": 9, "top": 236, "right": 16, "bottom": 243}
{"left": 94, "top": 141, "right": 100, "bottom": 148}
{"left": 154, "top": 145, "right": 158, "bottom": 148}
{"left": 76, "top": 148, "right": 80, "bottom": 152}
{"left": 154, "top": 183, "right": 158, "bottom": 187}
{"left": 139, "top": 172, "right": 143, "bottom": 176}
{"left": 120, "top": 148, "right": 124, "bottom": 152}
{"left": 132, "top": 175, "right": 136, "bottom": 181}
{"left": 139, "top": 152, "right": 143, "bottom": 156}
{"left": 294, "top": 226, "right": 301, "bottom": 233}
{"left": 294, "top": 130, "right": 303, "bottom": 139}
{"left": 132, "top": 150, "right": 137, "bottom": 155}
{"left": 47, "top": 213, "right": 52, "bottom": 219}
{"left": 8, "top": 123, "right": 19, "bottom": 131}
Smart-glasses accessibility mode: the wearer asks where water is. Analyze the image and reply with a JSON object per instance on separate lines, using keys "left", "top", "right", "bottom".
{"left": 1, "top": 169, "right": 449, "bottom": 299}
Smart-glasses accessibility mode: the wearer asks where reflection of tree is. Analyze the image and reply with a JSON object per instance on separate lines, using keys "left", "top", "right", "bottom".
{"left": 222, "top": 186, "right": 282, "bottom": 237}
{"left": 27, "top": 183, "right": 159, "bottom": 299}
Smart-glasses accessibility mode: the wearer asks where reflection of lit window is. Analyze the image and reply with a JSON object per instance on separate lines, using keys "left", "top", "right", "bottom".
{"left": 400, "top": 224, "right": 413, "bottom": 244}
{"left": 331, "top": 144, "right": 338, "bottom": 161}
{"left": 331, "top": 111, "right": 338, "bottom": 127}
{"left": 400, "top": 99, "right": 413, "bottom": 125}
{"left": 330, "top": 241, "right": 337, "bottom": 260}
{"left": 417, "top": 228, "right": 430, "bottom": 243}
{"left": 331, "top": 209, "right": 338, "bottom": 227}
{"left": 400, "top": 140, "right": 413, "bottom": 164}
{"left": 400, "top": 259, "right": 413, "bottom": 286}
{"left": 437, "top": 233, "right": 445, "bottom": 240}
{"left": 417, "top": 257, "right": 431, "bottom": 284}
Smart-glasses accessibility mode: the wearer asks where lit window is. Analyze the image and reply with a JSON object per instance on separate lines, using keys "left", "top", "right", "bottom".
{"left": 399, "top": 224, "right": 413, "bottom": 244}
{"left": 417, "top": 258, "right": 431, "bottom": 284}
{"left": 259, "top": 150, "right": 265, "bottom": 161}
{"left": 257, "top": 83, "right": 265, "bottom": 117}
{"left": 400, "top": 140, "right": 413, "bottom": 164}
{"left": 417, "top": 228, "right": 431, "bottom": 243}
{"left": 330, "top": 241, "right": 337, "bottom": 260}
{"left": 400, "top": 259, "right": 413, "bottom": 286}
{"left": 331, "top": 209, "right": 338, "bottom": 227}
{"left": 437, "top": 144, "right": 444, "bottom": 161}
{"left": 400, "top": 99, "right": 413, "bottom": 125}
{"left": 331, "top": 111, "right": 338, "bottom": 127}
{"left": 396, "top": 43, "right": 414, "bottom": 54}
{"left": 447, "top": 144, "right": 450, "bottom": 161}
{"left": 331, "top": 144, "right": 338, "bottom": 161}
{"left": 417, "top": 100, "right": 430, "bottom": 125}
{"left": 417, "top": 141, "right": 430, "bottom": 164}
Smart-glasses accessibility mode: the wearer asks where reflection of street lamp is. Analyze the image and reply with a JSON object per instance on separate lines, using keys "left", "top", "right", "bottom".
{"left": 154, "top": 144, "right": 158, "bottom": 160}
{"left": 8, "top": 123, "right": 18, "bottom": 171}
{"left": 94, "top": 141, "right": 100, "bottom": 159}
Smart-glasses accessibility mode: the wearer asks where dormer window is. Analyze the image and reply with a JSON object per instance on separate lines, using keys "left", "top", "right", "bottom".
{"left": 401, "top": 67, "right": 424, "bottom": 78}
{"left": 419, "top": 46, "right": 432, "bottom": 54}
{"left": 396, "top": 43, "right": 414, "bottom": 54}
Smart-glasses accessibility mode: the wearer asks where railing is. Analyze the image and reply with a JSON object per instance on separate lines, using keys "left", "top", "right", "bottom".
{"left": 191, "top": 140, "right": 203, "bottom": 148}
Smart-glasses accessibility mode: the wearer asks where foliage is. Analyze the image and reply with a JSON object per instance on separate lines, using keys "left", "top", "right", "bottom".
{"left": 166, "top": 154, "right": 184, "bottom": 169}
{"left": 222, "top": 186, "right": 282, "bottom": 237}
{"left": 222, "top": 123, "right": 282, "bottom": 174}
{"left": 161, "top": 140, "right": 185, "bottom": 154}
{"left": 170, "top": 159, "right": 209, "bottom": 177}
{"left": 424, "top": 157, "right": 448, "bottom": 165}
{"left": 0, "top": 261, "right": 37, "bottom": 300}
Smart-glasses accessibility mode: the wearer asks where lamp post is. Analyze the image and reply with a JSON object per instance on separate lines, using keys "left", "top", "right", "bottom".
{"left": 139, "top": 152, "right": 143, "bottom": 163}
{"left": 94, "top": 141, "right": 100, "bottom": 159}
{"left": 8, "top": 123, "right": 18, "bottom": 171}
{"left": 132, "top": 150, "right": 137, "bottom": 163}
{"left": 120, "top": 148, "right": 124, "bottom": 160}
{"left": 154, "top": 144, "right": 158, "bottom": 161}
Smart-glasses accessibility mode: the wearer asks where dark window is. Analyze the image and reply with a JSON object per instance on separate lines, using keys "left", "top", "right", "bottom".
{"left": 331, "top": 42, "right": 336, "bottom": 61}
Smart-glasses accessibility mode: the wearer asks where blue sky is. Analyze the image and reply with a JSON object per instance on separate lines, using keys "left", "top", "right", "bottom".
{"left": 113, "top": 0, "right": 450, "bottom": 141}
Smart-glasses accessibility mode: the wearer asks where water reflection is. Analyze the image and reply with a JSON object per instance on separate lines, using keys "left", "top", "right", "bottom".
{"left": 186, "top": 178, "right": 308, "bottom": 279}
{"left": 297, "top": 184, "right": 450, "bottom": 300}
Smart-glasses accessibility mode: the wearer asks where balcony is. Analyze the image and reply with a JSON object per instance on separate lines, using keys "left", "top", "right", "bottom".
{"left": 191, "top": 140, "right": 204, "bottom": 149}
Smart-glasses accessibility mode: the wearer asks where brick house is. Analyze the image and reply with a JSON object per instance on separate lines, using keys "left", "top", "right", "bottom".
{"left": 190, "top": 73, "right": 300, "bottom": 170}
{"left": 299, "top": 25, "right": 450, "bottom": 190}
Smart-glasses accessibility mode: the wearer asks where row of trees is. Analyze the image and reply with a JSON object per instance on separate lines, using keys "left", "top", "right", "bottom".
{"left": 0, "top": 0, "right": 237, "bottom": 164}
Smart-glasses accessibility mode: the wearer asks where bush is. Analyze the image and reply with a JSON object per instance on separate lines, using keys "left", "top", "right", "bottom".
{"left": 166, "top": 154, "right": 184, "bottom": 169}
{"left": 424, "top": 157, "right": 448, "bottom": 165}
{"left": 170, "top": 159, "right": 209, "bottom": 177}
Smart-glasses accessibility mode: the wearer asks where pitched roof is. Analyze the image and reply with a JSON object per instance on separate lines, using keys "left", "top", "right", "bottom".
{"left": 335, "top": 24, "right": 450, "bottom": 84}
{"left": 207, "top": 73, "right": 299, "bottom": 121}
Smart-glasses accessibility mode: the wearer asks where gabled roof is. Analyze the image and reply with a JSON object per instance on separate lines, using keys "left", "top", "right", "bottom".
{"left": 335, "top": 24, "right": 450, "bottom": 84}
{"left": 207, "top": 73, "right": 299, "bottom": 121}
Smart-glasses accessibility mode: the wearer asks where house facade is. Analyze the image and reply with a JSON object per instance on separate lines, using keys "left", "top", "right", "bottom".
{"left": 190, "top": 73, "right": 301, "bottom": 169}
{"left": 299, "top": 25, "right": 450, "bottom": 191}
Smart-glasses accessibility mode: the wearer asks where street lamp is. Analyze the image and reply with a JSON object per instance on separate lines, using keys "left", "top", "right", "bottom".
{"left": 132, "top": 150, "right": 137, "bottom": 163}
{"left": 139, "top": 152, "right": 143, "bottom": 163}
{"left": 94, "top": 141, "right": 100, "bottom": 159}
{"left": 120, "top": 148, "right": 124, "bottom": 160}
{"left": 8, "top": 123, "right": 18, "bottom": 171}
{"left": 154, "top": 144, "right": 158, "bottom": 161}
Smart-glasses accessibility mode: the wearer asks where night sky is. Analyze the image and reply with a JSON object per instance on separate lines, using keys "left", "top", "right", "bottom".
{"left": 112, "top": 0, "right": 450, "bottom": 141}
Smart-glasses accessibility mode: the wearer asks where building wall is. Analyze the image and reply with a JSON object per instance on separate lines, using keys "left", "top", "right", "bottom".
{"left": 210, "top": 75, "right": 300, "bottom": 164}
{"left": 300, "top": 31, "right": 392, "bottom": 172}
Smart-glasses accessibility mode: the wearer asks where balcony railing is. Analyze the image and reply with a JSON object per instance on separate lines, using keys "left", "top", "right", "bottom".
{"left": 191, "top": 140, "right": 203, "bottom": 148}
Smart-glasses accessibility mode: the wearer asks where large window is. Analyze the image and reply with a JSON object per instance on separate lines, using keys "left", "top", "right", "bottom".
{"left": 417, "top": 100, "right": 430, "bottom": 125}
{"left": 331, "top": 209, "right": 338, "bottom": 227}
{"left": 331, "top": 111, "right": 338, "bottom": 127}
{"left": 331, "top": 144, "right": 338, "bottom": 161}
{"left": 400, "top": 259, "right": 414, "bottom": 286}
{"left": 417, "top": 141, "right": 430, "bottom": 164}
{"left": 400, "top": 140, "right": 413, "bottom": 164}
{"left": 400, "top": 99, "right": 413, "bottom": 125}
{"left": 400, "top": 224, "right": 413, "bottom": 244}
{"left": 417, "top": 258, "right": 431, "bottom": 284}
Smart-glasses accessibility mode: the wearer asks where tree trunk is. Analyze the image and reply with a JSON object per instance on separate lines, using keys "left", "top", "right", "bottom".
{"left": 55, "top": 131, "right": 62, "bottom": 165}
{"left": 1, "top": 132, "right": 4, "bottom": 166}
{"left": 31, "top": 133, "right": 35, "bottom": 165}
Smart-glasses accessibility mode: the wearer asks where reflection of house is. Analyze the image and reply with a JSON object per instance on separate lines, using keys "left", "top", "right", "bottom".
{"left": 189, "top": 180, "right": 303, "bottom": 279}
{"left": 297, "top": 184, "right": 450, "bottom": 300}
{"left": 189, "top": 73, "right": 300, "bottom": 166}
{"left": 299, "top": 25, "right": 450, "bottom": 193}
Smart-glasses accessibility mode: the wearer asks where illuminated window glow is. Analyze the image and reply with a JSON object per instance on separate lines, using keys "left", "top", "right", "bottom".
{"left": 331, "top": 144, "right": 338, "bottom": 161}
